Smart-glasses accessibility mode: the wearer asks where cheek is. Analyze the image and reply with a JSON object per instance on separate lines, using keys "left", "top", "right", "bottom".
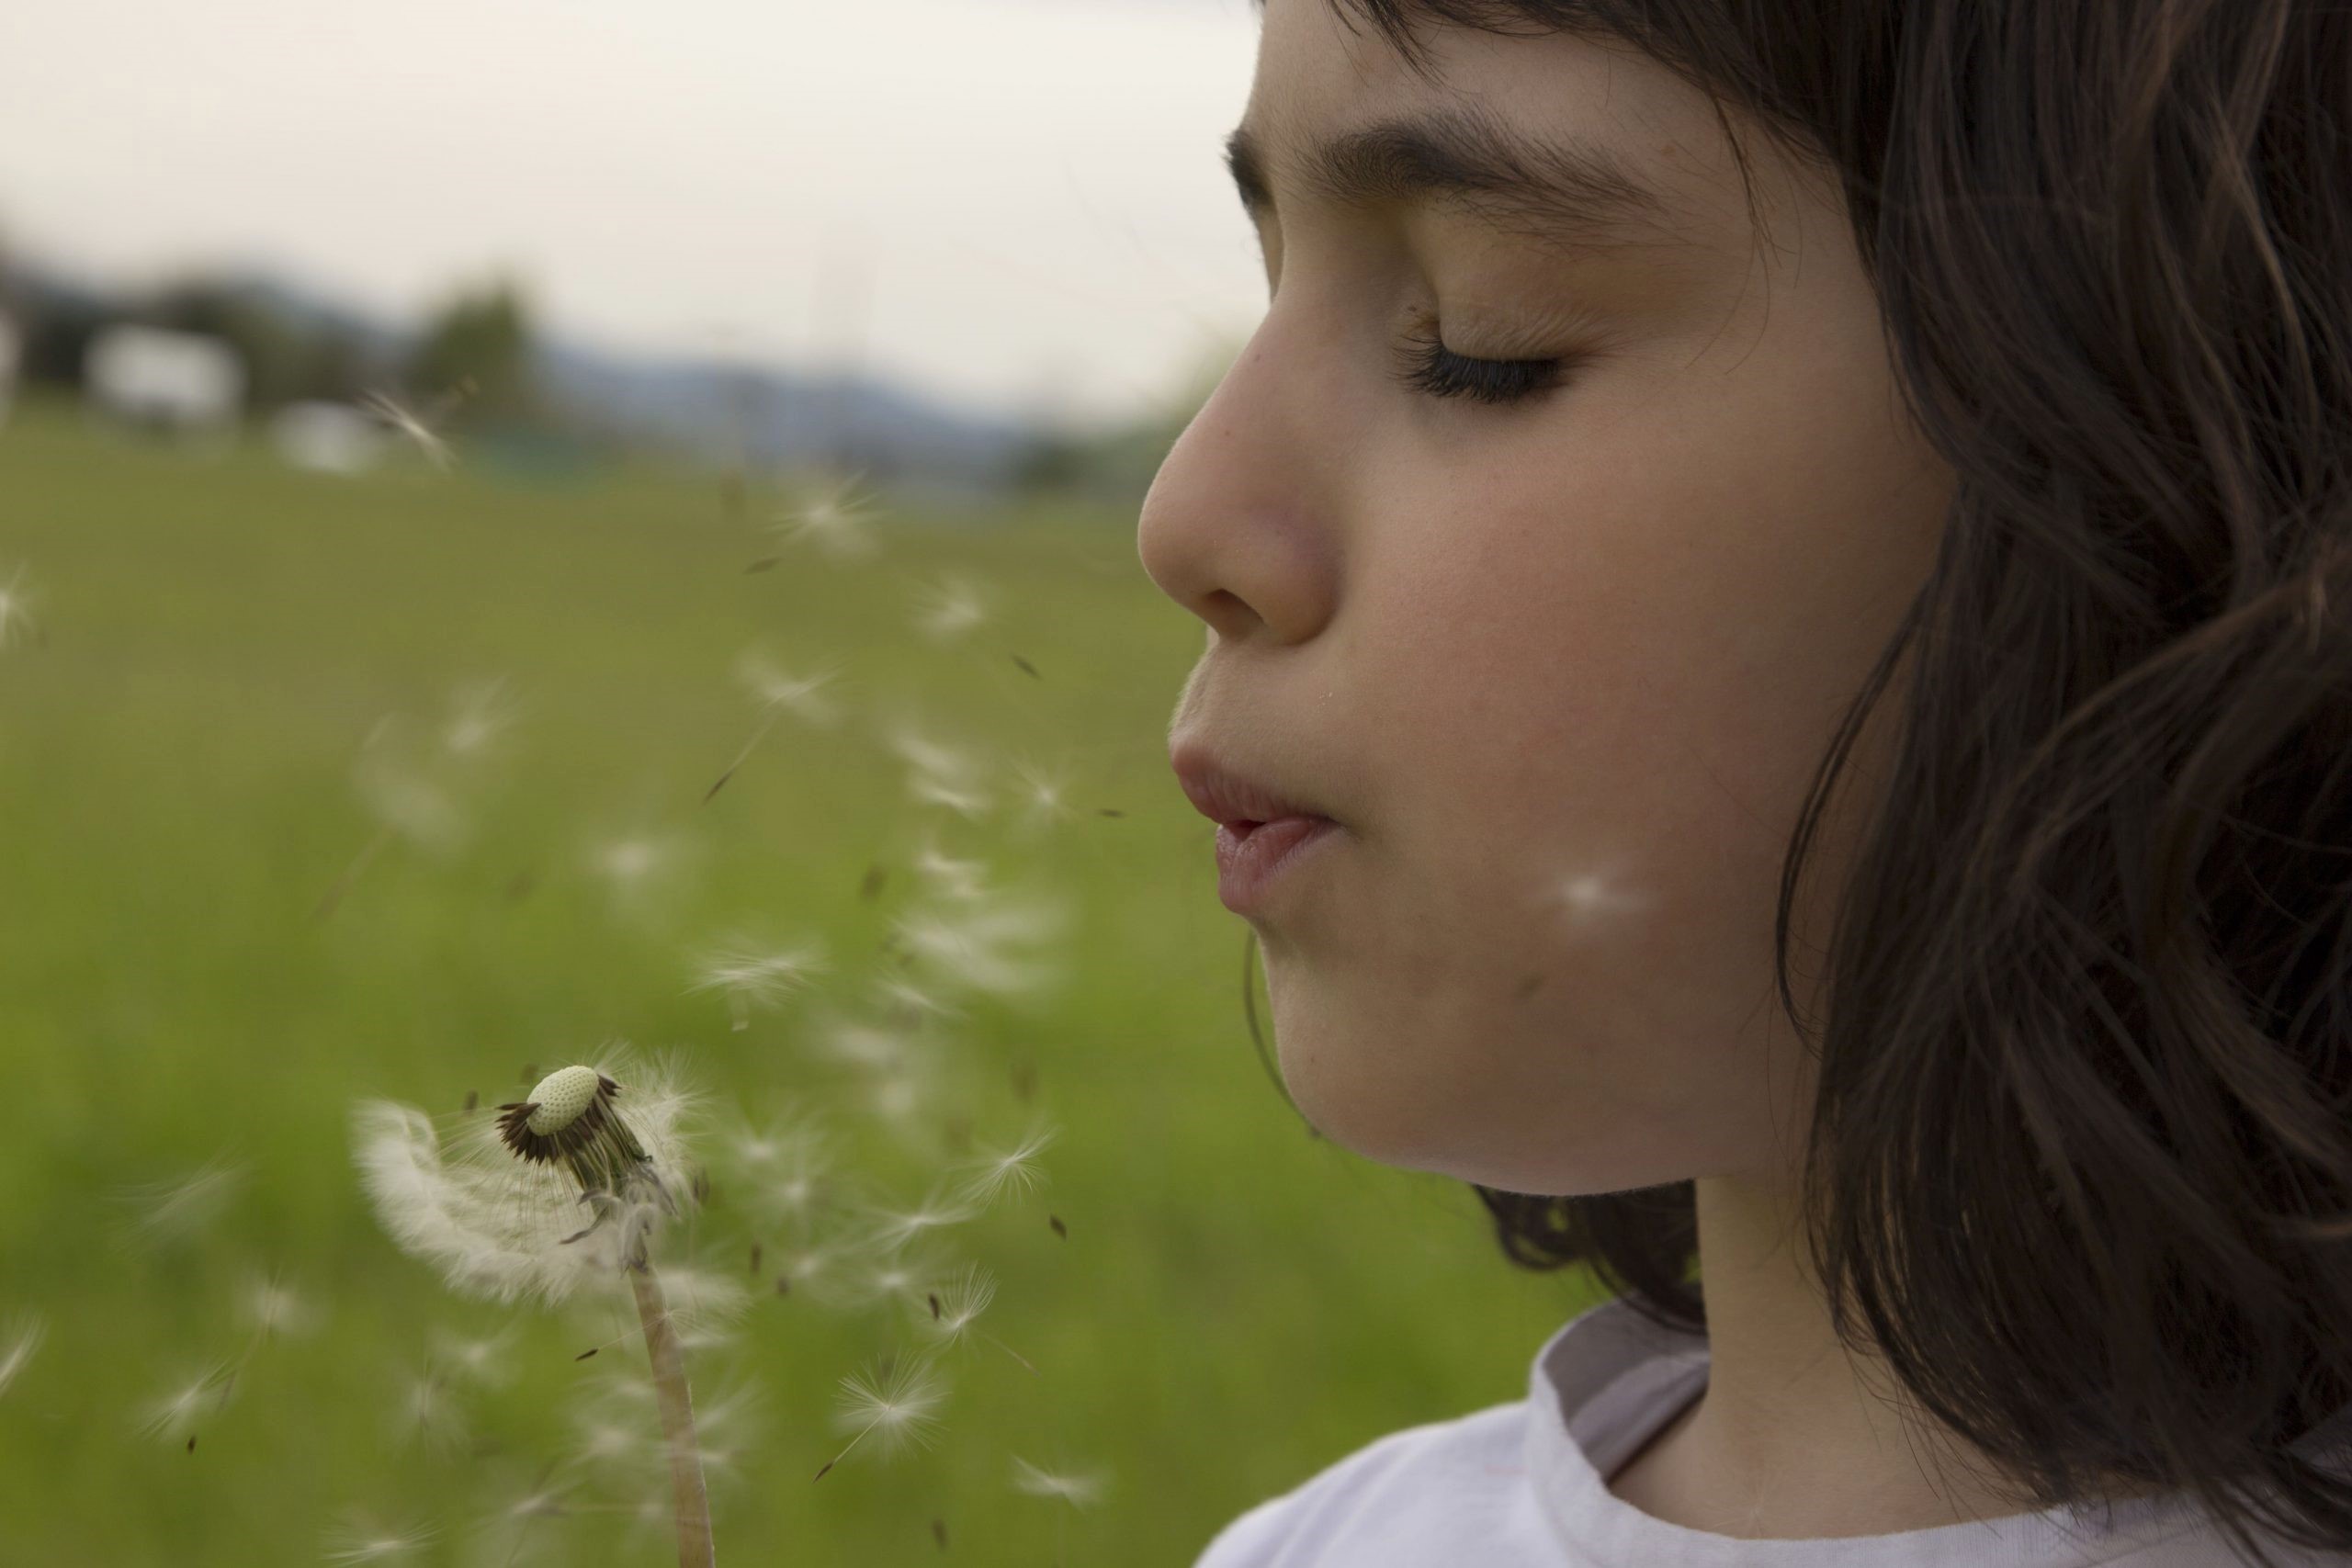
{"left": 1275, "top": 389, "right": 1939, "bottom": 1188}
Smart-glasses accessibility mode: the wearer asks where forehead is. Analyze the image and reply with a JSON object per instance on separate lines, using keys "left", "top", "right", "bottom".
{"left": 1246, "top": 0, "right": 1761, "bottom": 251}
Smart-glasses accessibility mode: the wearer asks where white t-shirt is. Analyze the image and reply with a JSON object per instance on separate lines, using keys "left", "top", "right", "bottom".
{"left": 1193, "top": 1292, "right": 2352, "bottom": 1567}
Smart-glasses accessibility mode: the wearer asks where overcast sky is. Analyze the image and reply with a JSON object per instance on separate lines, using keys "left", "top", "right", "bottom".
{"left": 0, "top": 0, "right": 1272, "bottom": 430}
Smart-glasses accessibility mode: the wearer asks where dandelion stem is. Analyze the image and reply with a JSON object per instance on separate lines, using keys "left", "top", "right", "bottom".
{"left": 630, "top": 1260, "right": 715, "bottom": 1568}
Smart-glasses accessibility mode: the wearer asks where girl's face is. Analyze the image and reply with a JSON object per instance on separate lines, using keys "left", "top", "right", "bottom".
{"left": 1137, "top": 0, "right": 1956, "bottom": 1196}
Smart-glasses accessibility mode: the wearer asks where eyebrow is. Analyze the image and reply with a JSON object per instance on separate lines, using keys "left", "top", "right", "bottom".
{"left": 1222, "top": 104, "right": 1685, "bottom": 252}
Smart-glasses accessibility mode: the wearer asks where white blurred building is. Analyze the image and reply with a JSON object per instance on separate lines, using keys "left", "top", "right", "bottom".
{"left": 85, "top": 323, "right": 244, "bottom": 434}
{"left": 268, "top": 400, "right": 385, "bottom": 474}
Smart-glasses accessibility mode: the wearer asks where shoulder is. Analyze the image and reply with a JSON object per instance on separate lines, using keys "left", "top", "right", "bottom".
{"left": 1191, "top": 1399, "right": 1532, "bottom": 1568}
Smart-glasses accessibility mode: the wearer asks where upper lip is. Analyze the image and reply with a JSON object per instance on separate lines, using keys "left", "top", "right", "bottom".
{"left": 1170, "top": 742, "right": 1336, "bottom": 829}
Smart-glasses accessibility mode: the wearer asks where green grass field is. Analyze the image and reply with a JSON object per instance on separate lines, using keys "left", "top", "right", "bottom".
{"left": 0, "top": 399, "right": 1599, "bottom": 1564}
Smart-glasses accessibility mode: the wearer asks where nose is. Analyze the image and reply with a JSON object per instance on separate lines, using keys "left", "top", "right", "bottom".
{"left": 1135, "top": 319, "right": 1340, "bottom": 648}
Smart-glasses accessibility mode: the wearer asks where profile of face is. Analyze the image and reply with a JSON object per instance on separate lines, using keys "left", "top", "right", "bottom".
{"left": 1137, "top": 0, "right": 1957, "bottom": 1197}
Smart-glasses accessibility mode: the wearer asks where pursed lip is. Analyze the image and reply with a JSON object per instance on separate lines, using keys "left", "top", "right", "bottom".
{"left": 1169, "top": 741, "right": 1336, "bottom": 829}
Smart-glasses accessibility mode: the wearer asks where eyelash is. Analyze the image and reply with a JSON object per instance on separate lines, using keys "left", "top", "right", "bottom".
{"left": 1391, "top": 321, "right": 1566, "bottom": 407}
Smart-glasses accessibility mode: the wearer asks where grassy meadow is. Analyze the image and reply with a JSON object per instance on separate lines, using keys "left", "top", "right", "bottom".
{"left": 0, "top": 398, "right": 1600, "bottom": 1564}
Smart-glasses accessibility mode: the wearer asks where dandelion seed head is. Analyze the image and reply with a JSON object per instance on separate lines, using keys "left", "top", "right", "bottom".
{"left": 353, "top": 1051, "right": 701, "bottom": 1307}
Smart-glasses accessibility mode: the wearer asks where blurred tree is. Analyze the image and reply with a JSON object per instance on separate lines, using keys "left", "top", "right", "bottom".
{"left": 408, "top": 276, "right": 537, "bottom": 426}
{"left": 139, "top": 279, "right": 310, "bottom": 409}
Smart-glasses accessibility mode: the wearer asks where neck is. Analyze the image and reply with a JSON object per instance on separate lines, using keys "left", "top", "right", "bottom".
{"left": 1607, "top": 1173, "right": 2068, "bottom": 1540}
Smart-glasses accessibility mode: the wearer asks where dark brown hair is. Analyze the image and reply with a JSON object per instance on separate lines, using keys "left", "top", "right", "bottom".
{"left": 1243, "top": 0, "right": 2352, "bottom": 1561}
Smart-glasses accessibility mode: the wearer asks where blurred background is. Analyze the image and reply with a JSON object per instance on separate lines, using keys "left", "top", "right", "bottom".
{"left": 0, "top": 1, "right": 1600, "bottom": 1561}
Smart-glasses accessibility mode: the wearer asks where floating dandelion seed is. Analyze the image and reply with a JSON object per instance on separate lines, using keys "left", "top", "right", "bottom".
{"left": 917, "top": 1261, "right": 1037, "bottom": 1374}
{"left": 0, "top": 1314, "right": 44, "bottom": 1399}
{"left": 1542, "top": 860, "right": 1657, "bottom": 928}
{"left": 909, "top": 840, "right": 992, "bottom": 901}
{"left": 354, "top": 1055, "right": 715, "bottom": 1566}
{"left": 704, "top": 652, "right": 846, "bottom": 802}
{"left": 861, "top": 1179, "right": 984, "bottom": 1256}
{"left": 357, "top": 384, "right": 468, "bottom": 468}
{"left": 888, "top": 890, "right": 1069, "bottom": 998}
{"left": 0, "top": 563, "right": 40, "bottom": 650}
{"left": 870, "top": 969, "right": 967, "bottom": 1024}
{"left": 767, "top": 473, "right": 882, "bottom": 562}
{"left": 909, "top": 573, "right": 989, "bottom": 641}
{"left": 881, "top": 721, "right": 995, "bottom": 819}
{"left": 137, "top": 1359, "right": 238, "bottom": 1445}
{"left": 818, "top": 1353, "right": 949, "bottom": 1478}
{"left": 439, "top": 676, "right": 517, "bottom": 759}
{"left": 1012, "top": 1456, "right": 1108, "bottom": 1508}
{"left": 686, "top": 940, "right": 828, "bottom": 1030}
{"left": 322, "top": 1511, "right": 440, "bottom": 1563}
{"left": 1009, "top": 757, "right": 1078, "bottom": 829}
{"left": 391, "top": 1363, "right": 469, "bottom": 1453}
{"left": 239, "top": 1268, "right": 318, "bottom": 1342}
{"left": 429, "top": 1324, "right": 517, "bottom": 1388}
{"left": 950, "top": 1122, "right": 1057, "bottom": 1209}
{"left": 115, "top": 1156, "right": 246, "bottom": 1252}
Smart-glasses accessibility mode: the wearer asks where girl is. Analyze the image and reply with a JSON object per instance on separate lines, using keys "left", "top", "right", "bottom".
{"left": 1137, "top": 1, "right": 2352, "bottom": 1564}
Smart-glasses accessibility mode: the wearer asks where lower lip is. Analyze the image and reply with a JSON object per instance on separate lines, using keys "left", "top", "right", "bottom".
{"left": 1214, "top": 816, "right": 1341, "bottom": 913}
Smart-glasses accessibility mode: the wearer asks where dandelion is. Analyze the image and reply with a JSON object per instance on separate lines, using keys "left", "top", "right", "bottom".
{"left": 816, "top": 1351, "right": 948, "bottom": 1479}
{"left": 916, "top": 1261, "right": 1036, "bottom": 1374}
{"left": 0, "top": 563, "right": 40, "bottom": 649}
{"left": 909, "top": 572, "right": 989, "bottom": 641}
{"left": 322, "top": 1511, "right": 439, "bottom": 1563}
{"left": 138, "top": 1359, "right": 238, "bottom": 1447}
{"left": 0, "top": 1314, "right": 44, "bottom": 1399}
{"left": 686, "top": 939, "right": 828, "bottom": 1031}
{"left": 354, "top": 1055, "right": 715, "bottom": 1567}
{"left": 767, "top": 473, "right": 882, "bottom": 562}
{"left": 950, "top": 1122, "right": 1057, "bottom": 1209}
